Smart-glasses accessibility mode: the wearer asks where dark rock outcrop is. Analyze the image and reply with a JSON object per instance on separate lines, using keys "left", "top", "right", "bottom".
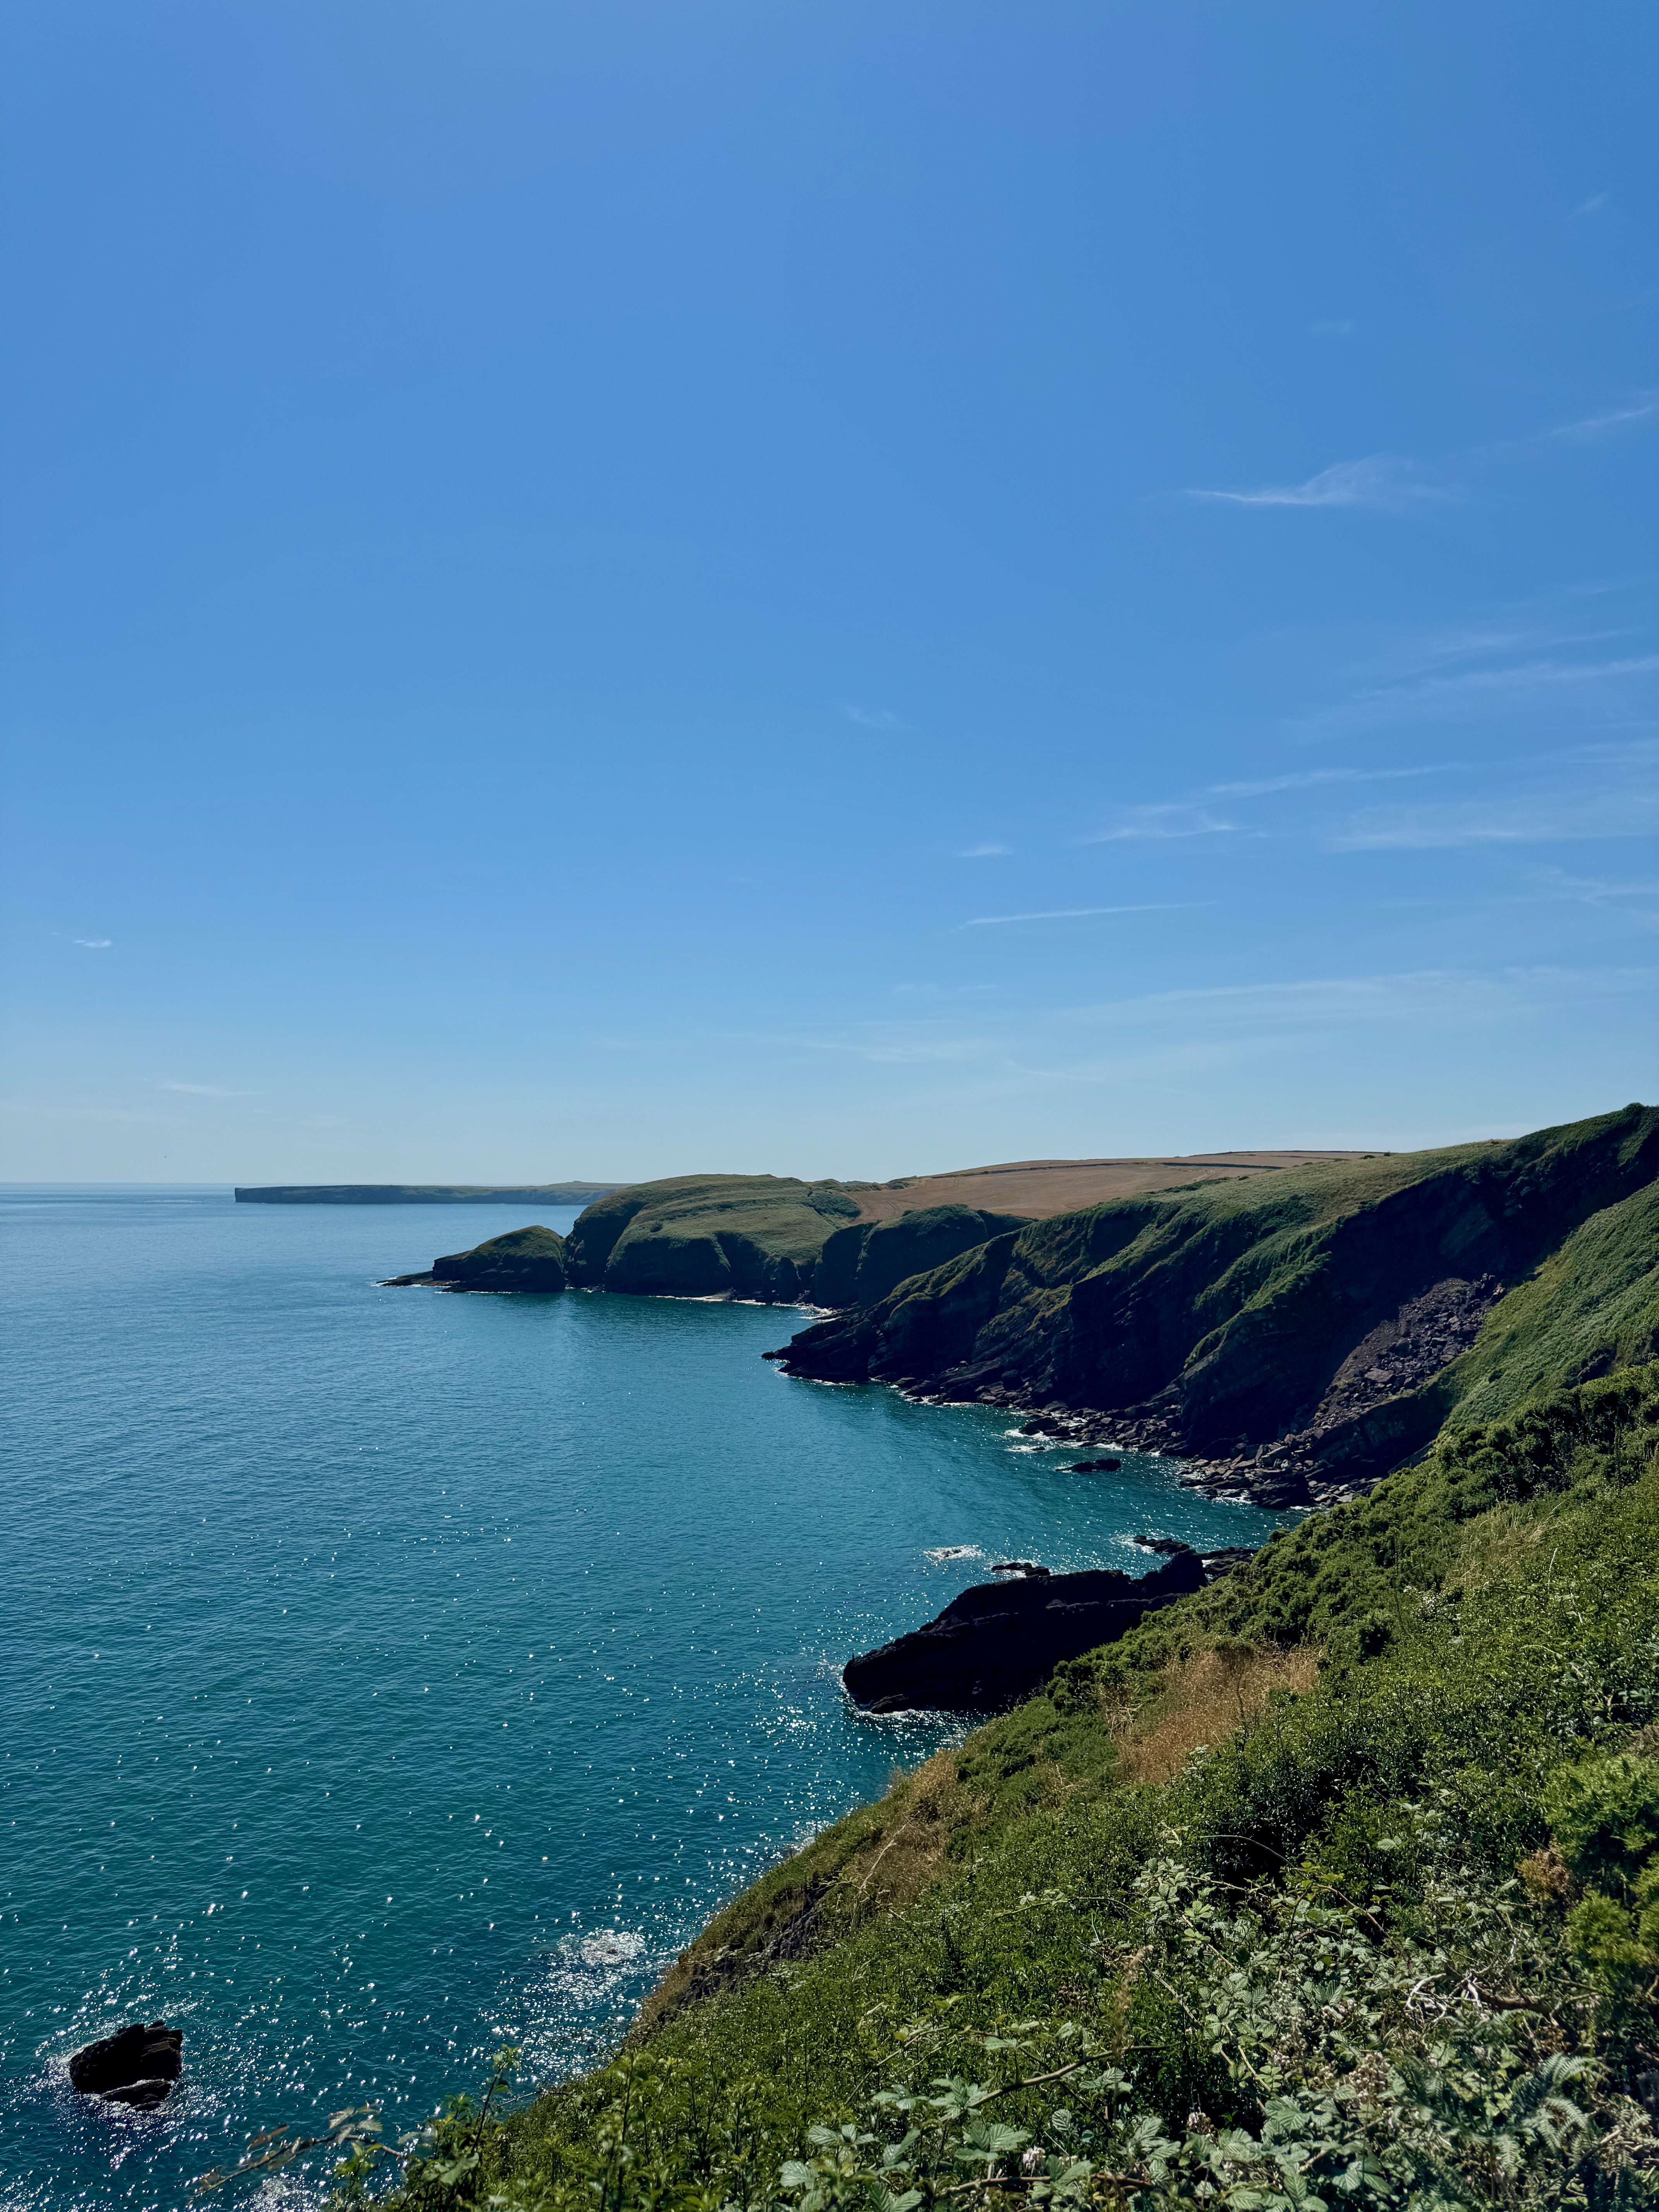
{"left": 1132, "top": 1535, "right": 1253, "bottom": 1580}
{"left": 383, "top": 1223, "right": 567, "bottom": 1293}
{"left": 68, "top": 2021, "right": 182, "bottom": 2109}
{"left": 842, "top": 1552, "right": 1207, "bottom": 1713}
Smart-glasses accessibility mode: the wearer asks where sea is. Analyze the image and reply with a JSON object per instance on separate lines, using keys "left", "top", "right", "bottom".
{"left": 0, "top": 1187, "right": 1295, "bottom": 2209}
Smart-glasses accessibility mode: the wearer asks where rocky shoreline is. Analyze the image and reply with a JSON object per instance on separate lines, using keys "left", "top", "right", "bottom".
{"left": 775, "top": 1273, "right": 1510, "bottom": 1511}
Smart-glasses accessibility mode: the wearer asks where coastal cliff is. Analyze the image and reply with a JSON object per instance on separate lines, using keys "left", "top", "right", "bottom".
{"left": 771, "top": 1103, "right": 1659, "bottom": 1502}
{"left": 558, "top": 1177, "right": 1033, "bottom": 1305}
{"left": 561, "top": 1174, "right": 864, "bottom": 1300}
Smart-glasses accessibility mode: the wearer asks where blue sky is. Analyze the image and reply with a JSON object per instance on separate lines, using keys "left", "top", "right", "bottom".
{"left": 2, "top": 1, "right": 1656, "bottom": 1183}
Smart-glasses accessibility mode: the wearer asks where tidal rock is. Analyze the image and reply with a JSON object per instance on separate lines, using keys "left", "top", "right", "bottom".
{"left": 1066, "top": 1456, "right": 1121, "bottom": 1473}
{"left": 68, "top": 2020, "right": 182, "bottom": 2109}
{"left": 842, "top": 1552, "right": 1206, "bottom": 1713}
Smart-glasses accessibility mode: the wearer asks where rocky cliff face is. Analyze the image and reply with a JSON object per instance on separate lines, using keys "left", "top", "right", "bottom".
{"left": 772, "top": 1104, "right": 1659, "bottom": 1499}
{"left": 812, "top": 1204, "right": 1031, "bottom": 1308}
{"left": 379, "top": 1187, "right": 1037, "bottom": 1308}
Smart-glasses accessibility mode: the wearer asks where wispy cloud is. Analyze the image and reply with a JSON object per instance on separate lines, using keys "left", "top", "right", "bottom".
{"left": 843, "top": 703, "right": 902, "bottom": 730}
{"left": 748, "top": 962, "right": 1656, "bottom": 1095}
{"left": 958, "top": 842, "right": 1011, "bottom": 858}
{"left": 1083, "top": 804, "right": 1242, "bottom": 843}
{"left": 1304, "top": 652, "right": 1659, "bottom": 734}
{"left": 958, "top": 902, "right": 1205, "bottom": 929}
{"left": 1190, "top": 382, "right": 1658, "bottom": 521}
{"left": 1078, "top": 764, "right": 1460, "bottom": 843}
{"left": 71, "top": 937, "right": 112, "bottom": 949}
{"left": 1329, "top": 778, "right": 1659, "bottom": 851}
{"left": 1530, "top": 864, "right": 1659, "bottom": 905}
{"left": 1187, "top": 456, "right": 1443, "bottom": 511}
{"left": 1522, "top": 866, "right": 1659, "bottom": 931}
{"left": 1549, "top": 392, "right": 1659, "bottom": 441}
{"left": 1058, "top": 965, "right": 1657, "bottom": 1034}
{"left": 1311, "top": 318, "right": 1355, "bottom": 337}
{"left": 1573, "top": 192, "right": 1609, "bottom": 217}
{"left": 1207, "top": 763, "right": 1458, "bottom": 800}
{"left": 161, "top": 1080, "right": 258, "bottom": 1098}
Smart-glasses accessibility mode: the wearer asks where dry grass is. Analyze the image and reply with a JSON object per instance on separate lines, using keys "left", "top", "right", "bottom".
{"left": 638, "top": 1648, "right": 1322, "bottom": 2036}
{"left": 635, "top": 1747, "right": 981, "bottom": 2034}
{"left": 1113, "top": 1644, "right": 1321, "bottom": 1785}
{"left": 851, "top": 1153, "right": 1364, "bottom": 1224}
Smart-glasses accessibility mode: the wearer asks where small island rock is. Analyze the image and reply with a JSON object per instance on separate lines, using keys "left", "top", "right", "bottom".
{"left": 68, "top": 2020, "right": 182, "bottom": 2109}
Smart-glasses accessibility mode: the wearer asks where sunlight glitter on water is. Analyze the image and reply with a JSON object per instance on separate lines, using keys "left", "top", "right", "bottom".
{"left": 0, "top": 1189, "right": 1294, "bottom": 2207}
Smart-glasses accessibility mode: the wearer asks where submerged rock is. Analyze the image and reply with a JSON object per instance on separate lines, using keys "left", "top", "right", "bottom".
{"left": 842, "top": 1552, "right": 1206, "bottom": 1713}
{"left": 68, "top": 2020, "right": 182, "bottom": 2109}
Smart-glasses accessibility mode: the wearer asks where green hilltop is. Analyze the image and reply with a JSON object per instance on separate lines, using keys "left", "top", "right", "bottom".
{"left": 559, "top": 1174, "right": 1027, "bottom": 1305}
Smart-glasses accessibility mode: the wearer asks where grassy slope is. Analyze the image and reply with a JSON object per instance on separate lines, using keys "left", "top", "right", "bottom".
{"left": 350, "top": 1364, "right": 1659, "bottom": 2208}
{"left": 563, "top": 1175, "right": 868, "bottom": 1301}
{"left": 780, "top": 1105, "right": 1659, "bottom": 1477}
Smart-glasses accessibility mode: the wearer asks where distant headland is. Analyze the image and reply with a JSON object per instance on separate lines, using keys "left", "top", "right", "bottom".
{"left": 234, "top": 1182, "right": 622, "bottom": 1205}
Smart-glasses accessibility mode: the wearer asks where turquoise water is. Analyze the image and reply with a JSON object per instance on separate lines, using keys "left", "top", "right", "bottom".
{"left": 0, "top": 1188, "right": 1292, "bottom": 2209}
